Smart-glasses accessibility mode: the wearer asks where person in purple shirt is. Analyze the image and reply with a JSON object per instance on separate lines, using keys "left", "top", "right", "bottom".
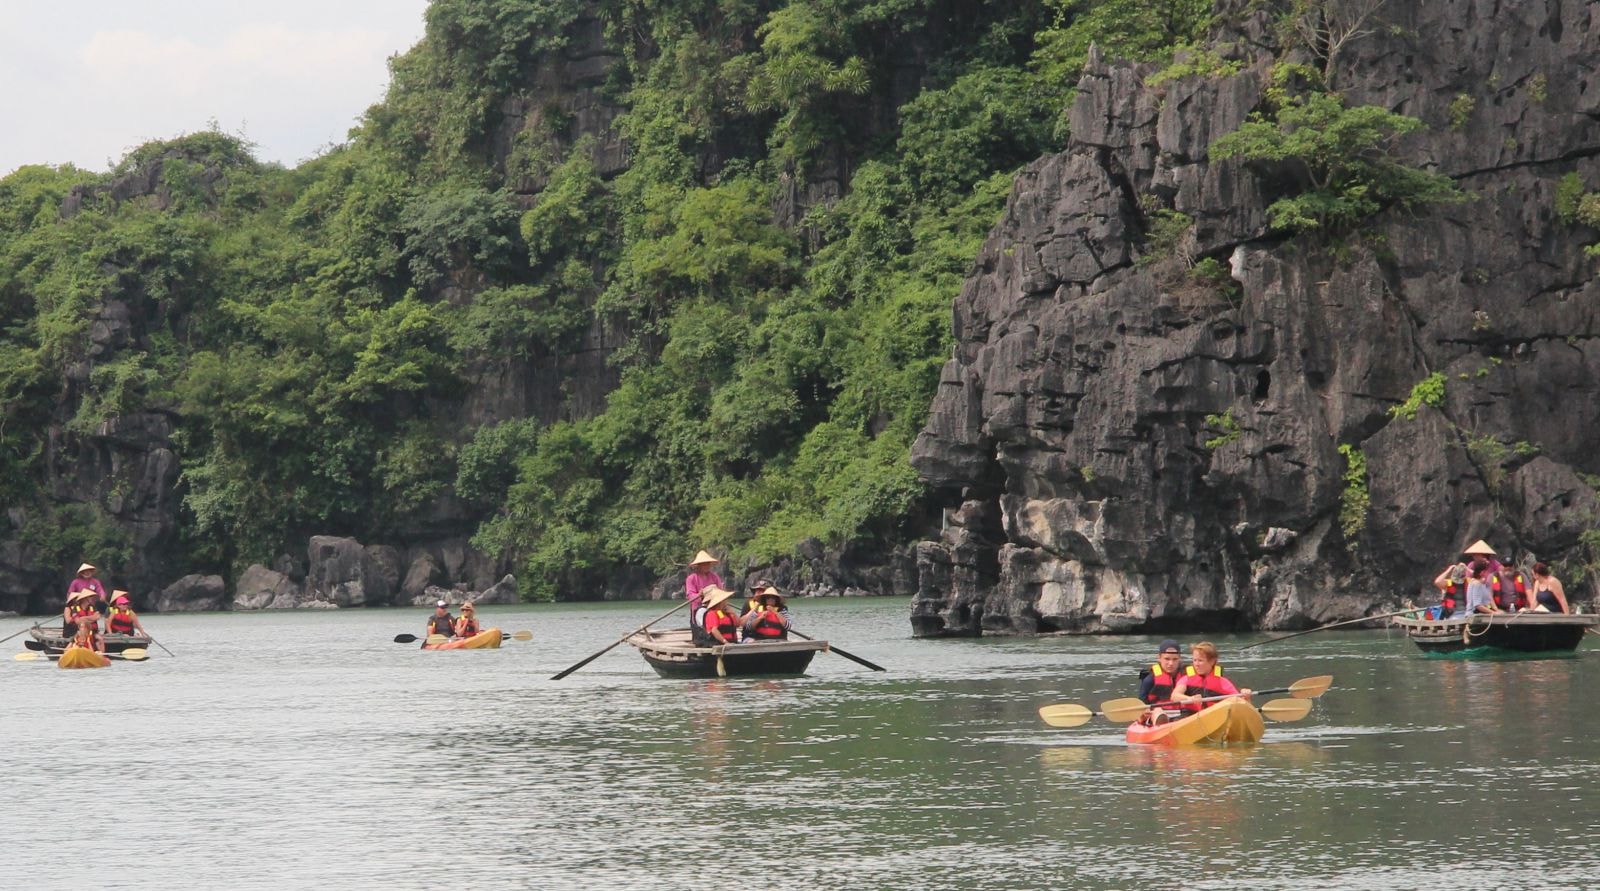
{"left": 684, "top": 550, "right": 723, "bottom": 616}
{"left": 66, "top": 562, "right": 108, "bottom": 611}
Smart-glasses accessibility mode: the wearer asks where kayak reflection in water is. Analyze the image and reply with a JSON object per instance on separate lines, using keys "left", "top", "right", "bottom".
{"left": 1168, "top": 642, "right": 1252, "bottom": 713}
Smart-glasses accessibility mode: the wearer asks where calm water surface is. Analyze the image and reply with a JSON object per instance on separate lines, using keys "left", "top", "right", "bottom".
{"left": 4, "top": 597, "right": 1598, "bottom": 890}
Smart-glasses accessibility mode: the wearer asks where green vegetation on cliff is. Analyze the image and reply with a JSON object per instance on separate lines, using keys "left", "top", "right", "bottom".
{"left": 7, "top": 0, "right": 1415, "bottom": 598}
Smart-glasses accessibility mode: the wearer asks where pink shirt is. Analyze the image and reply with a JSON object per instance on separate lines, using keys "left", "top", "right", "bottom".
{"left": 684, "top": 570, "right": 722, "bottom": 609}
{"left": 67, "top": 577, "right": 107, "bottom": 601}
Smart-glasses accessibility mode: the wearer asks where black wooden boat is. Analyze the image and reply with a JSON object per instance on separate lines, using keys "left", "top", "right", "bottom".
{"left": 625, "top": 628, "right": 828, "bottom": 678}
{"left": 1391, "top": 611, "right": 1597, "bottom": 655}
{"left": 26, "top": 625, "right": 152, "bottom": 655}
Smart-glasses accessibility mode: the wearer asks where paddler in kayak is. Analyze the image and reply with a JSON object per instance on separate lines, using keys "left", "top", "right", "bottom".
{"left": 71, "top": 611, "right": 106, "bottom": 656}
{"left": 424, "top": 600, "right": 456, "bottom": 641}
{"left": 454, "top": 602, "right": 480, "bottom": 638}
{"left": 1136, "top": 639, "right": 1187, "bottom": 725}
{"left": 1168, "top": 642, "right": 1252, "bottom": 712}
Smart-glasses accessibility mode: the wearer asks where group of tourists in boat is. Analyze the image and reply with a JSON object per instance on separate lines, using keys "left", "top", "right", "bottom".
{"left": 683, "top": 550, "right": 792, "bottom": 645}
{"left": 1431, "top": 539, "right": 1570, "bottom": 617}
{"left": 58, "top": 562, "right": 150, "bottom": 656}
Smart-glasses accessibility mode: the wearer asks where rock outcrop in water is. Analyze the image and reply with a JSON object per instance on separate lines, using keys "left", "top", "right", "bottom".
{"left": 910, "top": 4, "right": 1600, "bottom": 636}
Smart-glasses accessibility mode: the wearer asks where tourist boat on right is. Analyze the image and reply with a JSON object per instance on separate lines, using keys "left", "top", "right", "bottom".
{"left": 1391, "top": 609, "right": 1598, "bottom": 656}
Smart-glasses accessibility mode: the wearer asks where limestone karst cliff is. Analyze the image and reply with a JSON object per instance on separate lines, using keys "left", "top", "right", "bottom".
{"left": 910, "top": 2, "right": 1600, "bottom": 635}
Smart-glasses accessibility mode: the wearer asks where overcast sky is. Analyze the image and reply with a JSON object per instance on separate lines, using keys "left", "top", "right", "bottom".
{"left": 0, "top": 1, "right": 432, "bottom": 176}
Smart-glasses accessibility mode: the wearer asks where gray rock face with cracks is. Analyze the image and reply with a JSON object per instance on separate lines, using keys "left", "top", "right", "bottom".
{"left": 910, "top": 4, "right": 1600, "bottom": 636}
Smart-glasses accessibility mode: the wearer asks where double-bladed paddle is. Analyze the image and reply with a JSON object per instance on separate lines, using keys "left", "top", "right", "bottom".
{"left": 1037, "top": 675, "right": 1333, "bottom": 727}
{"left": 13, "top": 647, "right": 148, "bottom": 662}
{"left": 392, "top": 630, "right": 532, "bottom": 644}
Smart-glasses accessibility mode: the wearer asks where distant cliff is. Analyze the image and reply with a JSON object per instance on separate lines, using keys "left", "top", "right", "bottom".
{"left": 910, "top": 2, "right": 1600, "bottom": 635}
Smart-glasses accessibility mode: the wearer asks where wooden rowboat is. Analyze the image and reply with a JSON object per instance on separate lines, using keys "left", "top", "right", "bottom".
{"left": 58, "top": 644, "right": 112, "bottom": 669}
{"left": 28, "top": 625, "right": 151, "bottom": 655}
{"left": 625, "top": 627, "right": 828, "bottom": 678}
{"left": 1391, "top": 611, "right": 1597, "bottom": 656}
{"left": 1125, "top": 698, "right": 1265, "bottom": 746}
{"left": 421, "top": 628, "right": 503, "bottom": 650}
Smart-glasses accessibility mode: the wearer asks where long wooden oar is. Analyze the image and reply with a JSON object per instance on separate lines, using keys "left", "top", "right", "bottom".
{"left": 1039, "top": 675, "right": 1334, "bottom": 728}
{"left": 788, "top": 628, "right": 886, "bottom": 672}
{"left": 0, "top": 624, "right": 39, "bottom": 646}
{"left": 1240, "top": 608, "right": 1422, "bottom": 650}
{"left": 551, "top": 599, "right": 691, "bottom": 680}
{"left": 143, "top": 634, "right": 176, "bottom": 658}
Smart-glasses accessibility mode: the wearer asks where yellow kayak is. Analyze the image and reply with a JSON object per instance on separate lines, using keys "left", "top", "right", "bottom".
{"left": 1125, "top": 697, "right": 1265, "bottom": 746}
{"left": 58, "top": 644, "right": 112, "bottom": 670}
{"left": 421, "top": 628, "right": 503, "bottom": 650}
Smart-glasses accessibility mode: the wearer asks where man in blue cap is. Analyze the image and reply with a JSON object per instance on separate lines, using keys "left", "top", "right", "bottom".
{"left": 1136, "top": 639, "right": 1187, "bottom": 724}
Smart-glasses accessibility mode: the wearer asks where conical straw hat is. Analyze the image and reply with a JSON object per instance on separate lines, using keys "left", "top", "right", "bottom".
{"left": 702, "top": 586, "right": 734, "bottom": 608}
{"left": 1462, "top": 540, "right": 1497, "bottom": 556}
{"left": 76, "top": 563, "right": 96, "bottom": 574}
{"left": 689, "top": 550, "right": 720, "bottom": 567}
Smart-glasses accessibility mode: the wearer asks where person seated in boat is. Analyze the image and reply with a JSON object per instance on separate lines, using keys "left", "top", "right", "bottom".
{"left": 105, "top": 591, "right": 147, "bottom": 638}
{"left": 454, "top": 602, "right": 480, "bottom": 638}
{"left": 742, "top": 578, "right": 774, "bottom": 616}
{"left": 1464, "top": 558, "right": 1500, "bottom": 614}
{"left": 1168, "top": 642, "right": 1252, "bottom": 712}
{"left": 62, "top": 590, "right": 100, "bottom": 641}
{"left": 1136, "top": 639, "right": 1187, "bottom": 725}
{"left": 740, "top": 588, "right": 790, "bottom": 642}
{"left": 425, "top": 600, "right": 456, "bottom": 640}
{"left": 699, "top": 588, "right": 741, "bottom": 646}
{"left": 1529, "top": 563, "right": 1570, "bottom": 614}
{"left": 684, "top": 550, "right": 724, "bottom": 626}
{"left": 72, "top": 613, "right": 105, "bottom": 655}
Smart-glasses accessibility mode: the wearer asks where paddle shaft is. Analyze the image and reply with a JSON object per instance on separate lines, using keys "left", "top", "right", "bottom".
{"left": 1143, "top": 684, "right": 1295, "bottom": 712}
{"left": 144, "top": 634, "right": 176, "bottom": 657}
{"left": 551, "top": 599, "right": 690, "bottom": 680}
{"left": 1240, "top": 607, "right": 1422, "bottom": 650}
{"left": 788, "top": 628, "right": 886, "bottom": 672}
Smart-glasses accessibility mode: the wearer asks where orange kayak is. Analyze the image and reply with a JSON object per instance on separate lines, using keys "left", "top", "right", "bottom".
{"left": 1125, "top": 697, "right": 1264, "bottom": 746}
{"left": 58, "top": 644, "right": 112, "bottom": 669}
{"left": 422, "top": 628, "right": 502, "bottom": 650}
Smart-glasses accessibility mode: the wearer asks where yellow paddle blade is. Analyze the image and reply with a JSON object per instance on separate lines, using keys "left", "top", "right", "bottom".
{"left": 117, "top": 648, "right": 149, "bottom": 661}
{"left": 1287, "top": 675, "right": 1334, "bottom": 699}
{"left": 1037, "top": 703, "right": 1095, "bottom": 728}
{"left": 1260, "top": 698, "right": 1314, "bottom": 721}
{"left": 1098, "top": 698, "right": 1152, "bottom": 724}
{"left": 13, "top": 651, "right": 43, "bottom": 661}
{"left": 425, "top": 634, "right": 448, "bottom": 645}
{"left": 508, "top": 630, "right": 533, "bottom": 641}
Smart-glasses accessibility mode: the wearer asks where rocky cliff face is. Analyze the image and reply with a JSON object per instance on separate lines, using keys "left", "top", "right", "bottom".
{"left": 910, "top": 3, "right": 1600, "bottom": 635}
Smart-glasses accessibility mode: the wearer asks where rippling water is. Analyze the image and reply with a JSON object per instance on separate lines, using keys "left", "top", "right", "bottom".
{"left": 5, "top": 597, "right": 1598, "bottom": 890}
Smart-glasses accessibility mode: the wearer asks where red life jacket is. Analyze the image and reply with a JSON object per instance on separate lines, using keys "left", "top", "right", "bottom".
{"left": 108, "top": 606, "right": 136, "bottom": 635}
{"left": 748, "top": 609, "right": 786, "bottom": 640}
{"left": 456, "top": 617, "right": 479, "bottom": 637}
{"left": 1179, "top": 665, "right": 1228, "bottom": 712}
{"left": 74, "top": 627, "right": 101, "bottom": 651}
{"left": 1144, "top": 663, "right": 1181, "bottom": 703}
{"left": 705, "top": 609, "right": 739, "bottom": 642}
{"left": 1440, "top": 580, "right": 1457, "bottom": 612}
